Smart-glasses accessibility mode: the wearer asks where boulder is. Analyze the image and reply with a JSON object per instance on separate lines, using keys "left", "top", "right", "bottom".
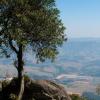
{"left": 2, "top": 77, "right": 71, "bottom": 100}
{"left": 24, "top": 79, "right": 71, "bottom": 100}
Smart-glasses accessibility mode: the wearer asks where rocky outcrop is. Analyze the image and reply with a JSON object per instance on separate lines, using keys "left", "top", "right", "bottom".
{"left": 0, "top": 81, "right": 2, "bottom": 92}
{"left": 1, "top": 77, "right": 71, "bottom": 100}
{"left": 24, "top": 80, "right": 71, "bottom": 100}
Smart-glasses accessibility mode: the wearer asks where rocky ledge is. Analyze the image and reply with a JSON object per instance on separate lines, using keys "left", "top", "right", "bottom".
{"left": 1, "top": 77, "right": 71, "bottom": 100}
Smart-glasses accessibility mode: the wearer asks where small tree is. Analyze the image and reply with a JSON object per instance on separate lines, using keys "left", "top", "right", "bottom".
{"left": 0, "top": 0, "right": 66, "bottom": 100}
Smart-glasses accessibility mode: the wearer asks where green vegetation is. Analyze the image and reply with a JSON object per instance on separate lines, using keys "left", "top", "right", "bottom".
{"left": 0, "top": 0, "right": 66, "bottom": 99}
{"left": 96, "top": 85, "right": 100, "bottom": 95}
{"left": 70, "top": 94, "right": 87, "bottom": 100}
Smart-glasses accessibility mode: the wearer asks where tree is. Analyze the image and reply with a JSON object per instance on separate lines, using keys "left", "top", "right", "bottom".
{"left": 0, "top": 0, "right": 66, "bottom": 100}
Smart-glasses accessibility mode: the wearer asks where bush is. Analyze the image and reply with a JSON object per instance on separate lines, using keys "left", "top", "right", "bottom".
{"left": 2, "top": 78, "right": 19, "bottom": 100}
{"left": 70, "top": 94, "right": 87, "bottom": 100}
{"left": 2, "top": 76, "right": 36, "bottom": 100}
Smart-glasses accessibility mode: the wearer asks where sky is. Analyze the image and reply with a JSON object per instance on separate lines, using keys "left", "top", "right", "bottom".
{"left": 56, "top": 0, "right": 100, "bottom": 38}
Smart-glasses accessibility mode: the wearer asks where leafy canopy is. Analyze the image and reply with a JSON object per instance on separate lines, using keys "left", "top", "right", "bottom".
{"left": 0, "top": 0, "right": 66, "bottom": 62}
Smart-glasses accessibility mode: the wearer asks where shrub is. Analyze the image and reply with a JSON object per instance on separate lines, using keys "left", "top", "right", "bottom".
{"left": 70, "top": 94, "right": 87, "bottom": 100}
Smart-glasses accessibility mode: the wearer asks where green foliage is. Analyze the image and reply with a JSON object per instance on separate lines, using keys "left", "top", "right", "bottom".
{"left": 0, "top": 0, "right": 66, "bottom": 62}
{"left": 96, "top": 85, "right": 100, "bottom": 95}
{"left": 70, "top": 94, "right": 87, "bottom": 100}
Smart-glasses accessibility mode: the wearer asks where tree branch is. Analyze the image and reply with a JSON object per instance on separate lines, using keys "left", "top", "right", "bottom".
{"left": 9, "top": 39, "right": 18, "bottom": 54}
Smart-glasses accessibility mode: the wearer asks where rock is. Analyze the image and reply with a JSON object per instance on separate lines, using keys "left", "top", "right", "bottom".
{"left": 2, "top": 77, "right": 71, "bottom": 100}
{"left": 0, "top": 81, "right": 2, "bottom": 92}
{"left": 0, "top": 81, "right": 2, "bottom": 100}
{"left": 24, "top": 80, "right": 71, "bottom": 100}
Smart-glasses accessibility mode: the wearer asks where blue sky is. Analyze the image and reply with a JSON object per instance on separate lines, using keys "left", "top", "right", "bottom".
{"left": 56, "top": 0, "right": 100, "bottom": 38}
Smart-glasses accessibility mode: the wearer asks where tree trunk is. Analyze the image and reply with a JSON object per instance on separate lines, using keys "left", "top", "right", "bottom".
{"left": 17, "top": 44, "right": 24, "bottom": 100}
{"left": 17, "top": 76, "right": 24, "bottom": 100}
